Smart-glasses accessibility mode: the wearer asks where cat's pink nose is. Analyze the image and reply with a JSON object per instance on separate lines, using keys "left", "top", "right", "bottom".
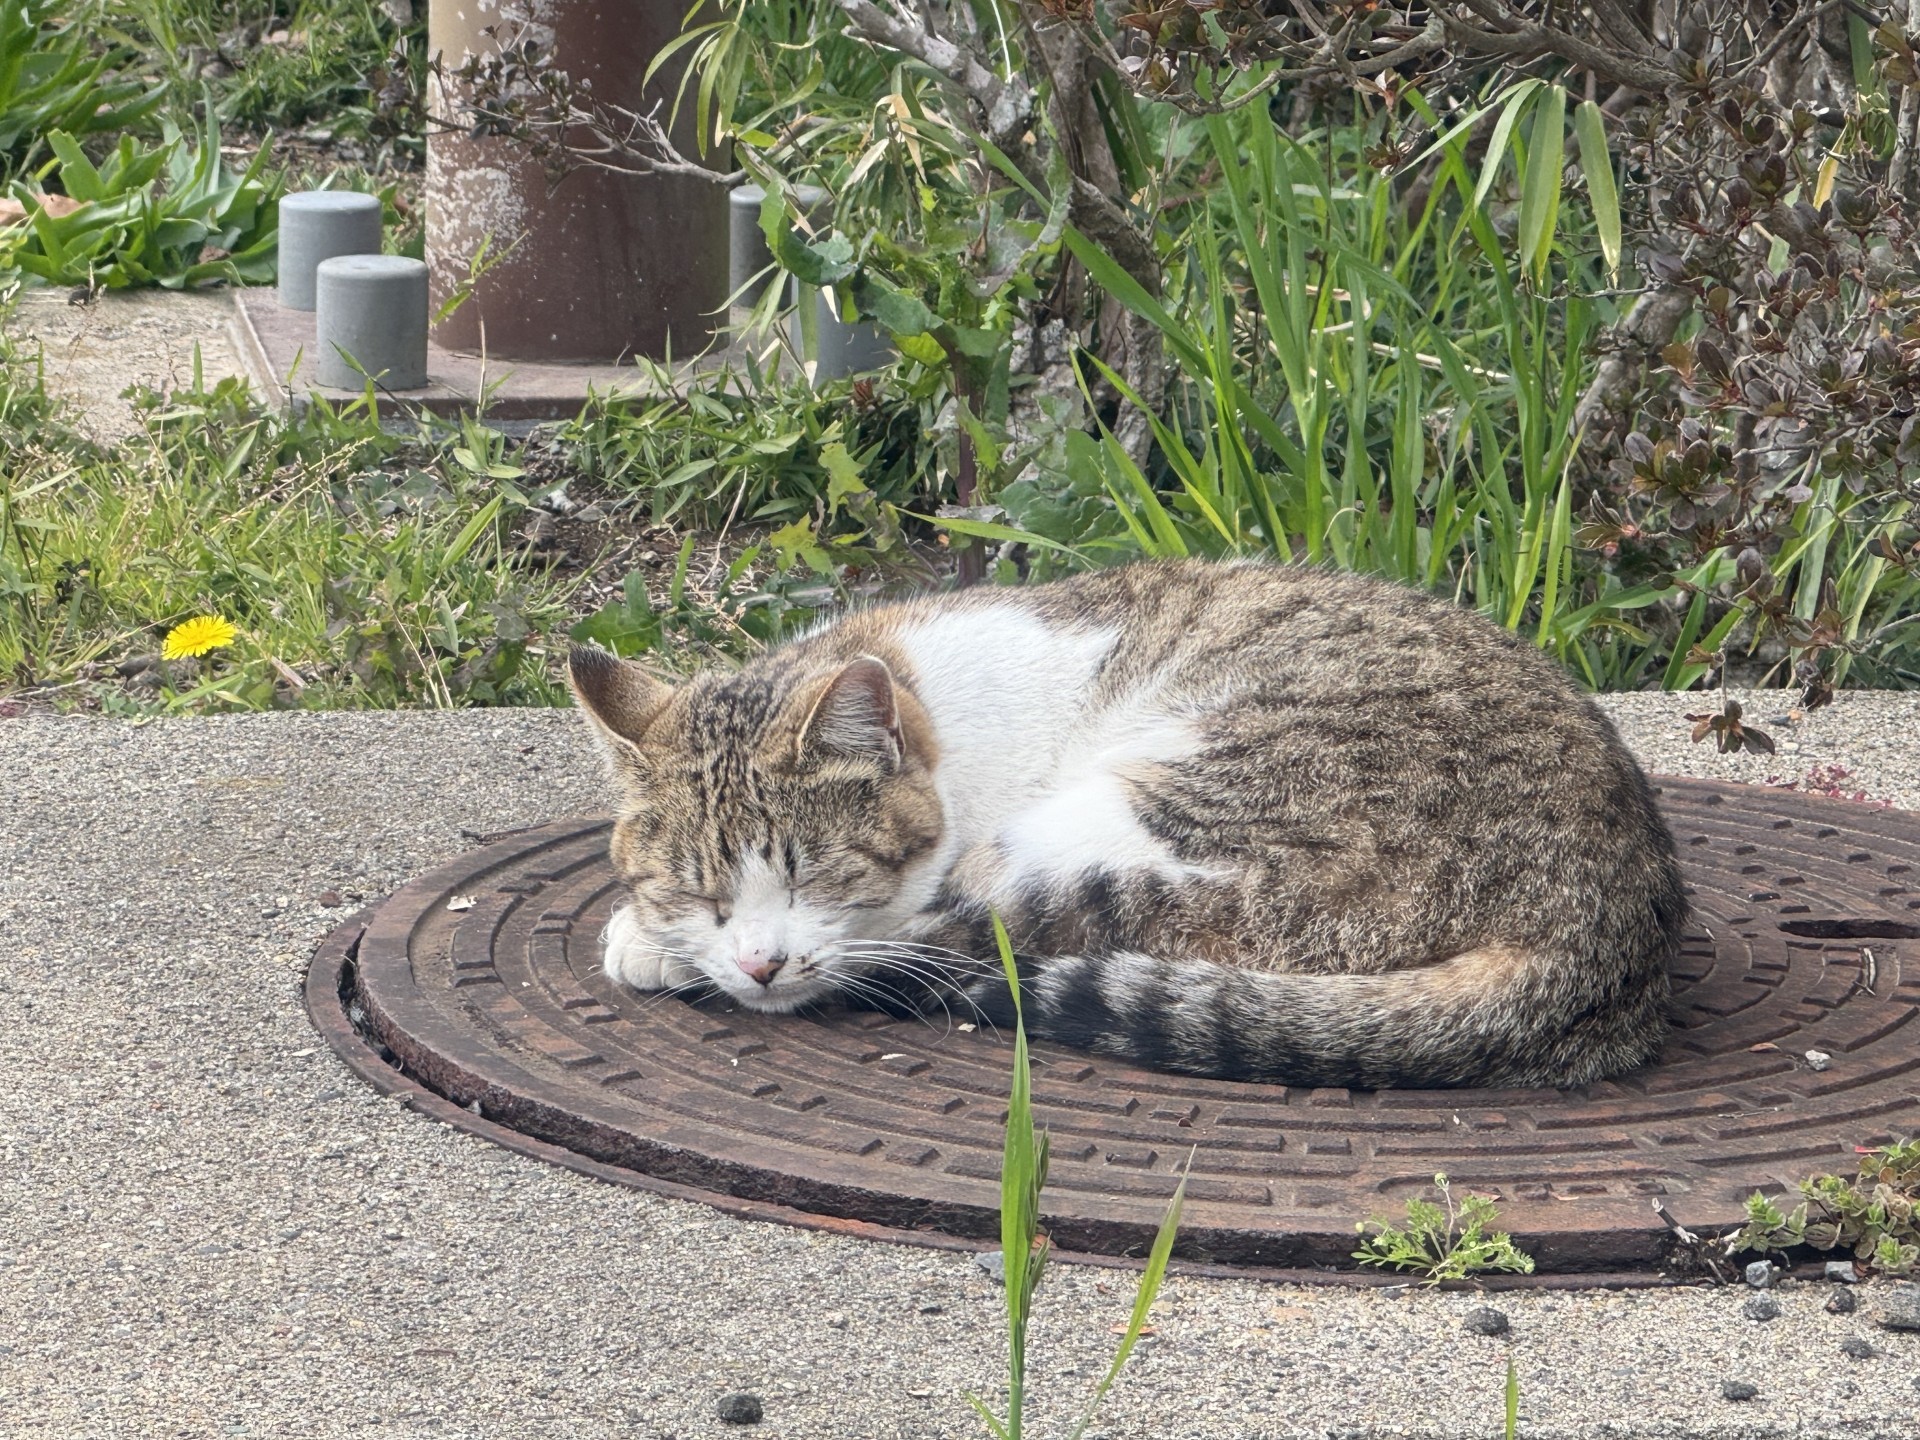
{"left": 736, "top": 951, "right": 786, "bottom": 986}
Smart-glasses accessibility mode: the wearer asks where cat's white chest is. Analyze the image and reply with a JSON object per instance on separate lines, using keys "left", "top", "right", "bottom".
{"left": 898, "top": 607, "right": 1210, "bottom": 888}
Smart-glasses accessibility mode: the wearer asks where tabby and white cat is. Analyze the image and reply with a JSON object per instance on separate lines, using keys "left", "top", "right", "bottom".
{"left": 568, "top": 559, "right": 1686, "bottom": 1089}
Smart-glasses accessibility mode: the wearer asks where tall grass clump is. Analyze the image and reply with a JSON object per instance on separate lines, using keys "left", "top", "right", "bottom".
{"left": 1051, "top": 101, "right": 1722, "bottom": 690}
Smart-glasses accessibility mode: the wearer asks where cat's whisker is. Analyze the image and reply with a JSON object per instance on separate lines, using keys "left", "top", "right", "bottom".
{"left": 833, "top": 956, "right": 998, "bottom": 1035}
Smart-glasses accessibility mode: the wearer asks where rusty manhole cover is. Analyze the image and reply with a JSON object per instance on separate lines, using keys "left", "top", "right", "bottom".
{"left": 308, "top": 777, "right": 1920, "bottom": 1279}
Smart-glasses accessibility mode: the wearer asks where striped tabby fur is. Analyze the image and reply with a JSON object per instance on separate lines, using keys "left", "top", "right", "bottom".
{"left": 569, "top": 559, "right": 1685, "bottom": 1089}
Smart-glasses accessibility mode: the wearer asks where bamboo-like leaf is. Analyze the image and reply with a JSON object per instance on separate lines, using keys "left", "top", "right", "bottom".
{"left": 1573, "top": 100, "right": 1621, "bottom": 280}
{"left": 900, "top": 510, "right": 1086, "bottom": 558}
{"left": 1534, "top": 461, "right": 1575, "bottom": 646}
{"left": 1814, "top": 152, "right": 1839, "bottom": 209}
{"left": 1471, "top": 80, "right": 1542, "bottom": 209}
{"left": 1517, "top": 85, "right": 1565, "bottom": 282}
{"left": 441, "top": 495, "right": 503, "bottom": 571}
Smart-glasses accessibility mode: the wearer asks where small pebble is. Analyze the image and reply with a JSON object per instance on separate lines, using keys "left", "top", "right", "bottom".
{"left": 316, "top": 889, "right": 344, "bottom": 907}
{"left": 1870, "top": 1281, "right": 1920, "bottom": 1331}
{"left": 1826, "top": 1289, "right": 1859, "bottom": 1315}
{"left": 824, "top": 1311, "right": 847, "bottom": 1330}
{"left": 974, "top": 1250, "right": 1006, "bottom": 1286}
{"left": 1840, "top": 1338, "right": 1874, "bottom": 1360}
{"left": 1462, "top": 1306, "right": 1510, "bottom": 1337}
{"left": 917, "top": 1302, "right": 945, "bottom": 1315}
{"left": 1744, "top": 1260, "right": 1776, "bottom": 1289}
{"left": 1825, "top": 1260, "right": 1858, "bottom": 1284}
{"left": 1742, "top": 1296, "right": 1780, "bottom": 1322}
{"left": 714, "top": 1392, "right": 763, "bottom": 1425}
{"left": 1804, "top": 1049, "right": 1832, "bottom": 1071}
{"left": 1721, "top": 1380, "right": 1758, "bottom": 1402}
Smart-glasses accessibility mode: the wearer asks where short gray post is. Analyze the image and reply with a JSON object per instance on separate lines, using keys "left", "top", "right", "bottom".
{"left": 728, "top": 184, "right": 771, "bottom": 306}
{"left": 733, "top": 183, "right": 835, "bottom": 309}
{"left": 774, "top": 186, "right": 891, "bottom": 378}
{"left": 278, "top": 191, "right": 382, "bottom": 311}
{"left": 811, "top": 286, "right": 895, "bottom": 379}
{"left": 314, "top": 255, "right": 429, "bottom": 390}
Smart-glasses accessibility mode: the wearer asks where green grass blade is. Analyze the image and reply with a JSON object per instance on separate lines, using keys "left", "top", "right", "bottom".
{"left": 441, "top": 495, "right": 503, "bottom": 571}
{"left": 991, "top": 913, "right": 1037, "bottom": 1440}
{"left": 1573, "top": 100, "right": 1621, "bottom": 279}
{"left": 1517, "top": 85, "right": 1566, "bottom": 282}
{"left": 1473, "top": 81, "right": 1541, "bottom": 209}
{"left": 1065, "top": 1156, "right": 1190, "bottom": 1440}
{"left": 1660, "top": 586, "right": 1710, "bottom": 690}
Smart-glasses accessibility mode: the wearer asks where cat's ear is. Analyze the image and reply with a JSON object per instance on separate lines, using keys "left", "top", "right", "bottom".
{"left": 568, "top": 645, "right": 673, "bottom": 765}
{"left": 794, "top": 656, "right": 904, "bottom": 771}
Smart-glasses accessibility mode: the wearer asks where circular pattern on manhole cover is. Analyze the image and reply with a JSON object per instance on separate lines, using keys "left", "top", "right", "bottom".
{"left": 309, "top": 778, "right": 1920, "bottom": 1277}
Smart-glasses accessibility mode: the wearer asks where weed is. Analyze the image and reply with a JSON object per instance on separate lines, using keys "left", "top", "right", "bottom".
{"left": 1354, "top": 1172, "right": 1537, "bottom": 1283}
{"left": 1728, "top": 1138, "right": 1920, "bottom": 1276}
{"left": 106, "top": 0, "right": 423, "bottom": 153}
{"left": 559, "top": 359, "right": 936, "bottom": 534}
{"left": 0, "top": 353, "right": 572, "bottom": 712}
{"left": 1, "top": 111, "right": 280, "bottom": 290}
{"left": 977, "top": 915, "right": 1185, "bottom": 1440}
{"left": 0, "top": 1, "right": 160, "bottom": 176}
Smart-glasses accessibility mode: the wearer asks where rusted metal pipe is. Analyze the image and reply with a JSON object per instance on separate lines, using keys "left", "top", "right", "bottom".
{"left": 425, "top": 0, "right": 728, "bottom": 362}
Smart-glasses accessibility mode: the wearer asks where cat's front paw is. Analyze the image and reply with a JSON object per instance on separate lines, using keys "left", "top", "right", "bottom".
{"left": 603, "top": 904, "right": 699, "bottom": 991}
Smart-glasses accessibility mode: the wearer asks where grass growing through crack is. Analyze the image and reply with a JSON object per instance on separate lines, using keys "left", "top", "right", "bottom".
{"left": 976, "top": 914, "right": 1187, "bottom": 1440}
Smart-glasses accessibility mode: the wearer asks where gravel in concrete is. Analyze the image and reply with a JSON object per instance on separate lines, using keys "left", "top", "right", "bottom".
{"left": 4, "top": 690, "right": 1919, "bottom": 1439}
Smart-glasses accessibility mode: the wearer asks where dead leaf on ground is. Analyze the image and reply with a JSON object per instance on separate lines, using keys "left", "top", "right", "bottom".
{"left": 1268, "top": 1304, "right": 1313, "bottom": 1322}
{"left": 1111, "top": 1322, "right": 1155, "bottom": 1336}
{"left": 0, "top": 192, "right": 87, "bottom": 228}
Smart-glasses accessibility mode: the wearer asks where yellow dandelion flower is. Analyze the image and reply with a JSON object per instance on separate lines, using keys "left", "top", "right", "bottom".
{"left": 162, "top": 614, "right": 239, "bottom": 660}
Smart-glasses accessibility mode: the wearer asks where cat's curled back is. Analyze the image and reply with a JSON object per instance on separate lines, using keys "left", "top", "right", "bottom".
{"left": 569, "top": 559, "right": 1685, "bottom": 1089}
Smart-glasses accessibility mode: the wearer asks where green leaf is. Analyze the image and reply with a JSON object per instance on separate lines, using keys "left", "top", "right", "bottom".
{"left": 1517, "top": 84, "right": 1566, "bottom": 281}
{"left": 848, "top": 274, "right": 935, "bottom": 338}
{"left": 758, "top": 186, "right": 852, "bottom": 285}
{"left": 441, "top": 495, "right": 503, "bottom": 570}
{"left": 767, "top": 517, "right": 831, "bottom": 574}
{"left": 569, "top": 574, "right": 661, "bottom": 658}
{"left": 901, "top": 510, "right": 1086, "bottom": 558}
{"left": 1472, "top": 80, "right": 1542, "bottom": 209}
{"left": 820, "top": 441, "right": 866, "bottom": 512}
{"left": 47, "top": 130, "right": 103, "bottom": 202}
{"left": 1574, "top": 100, "right": 1621, "bottom": 280}
{"left": 1066, "top": 1154, "right": 1189, "bottom": 1440}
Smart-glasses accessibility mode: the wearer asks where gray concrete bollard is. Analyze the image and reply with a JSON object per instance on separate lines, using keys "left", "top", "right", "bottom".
{"left": 732, "top": 183, "right": 833, "bottom": 308}
{"left": 278, "top": 191, "right": 382, "bottom": 311}
{"left": 314, "top": 255, "right": 429, "bottom": 390}
{"left": 810, "top": 285, "right": 894, "bottom": 379}
{"left": 728, "top": 184, "right": 772, "bottom": 306}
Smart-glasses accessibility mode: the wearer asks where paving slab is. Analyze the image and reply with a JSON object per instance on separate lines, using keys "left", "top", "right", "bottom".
{"left": 3, "top": 690, "right": 1918, "bottom": 1440}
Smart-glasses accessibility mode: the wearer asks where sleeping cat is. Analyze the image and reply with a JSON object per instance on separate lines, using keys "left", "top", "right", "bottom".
{"left": 568, "top": 559, "right": 1686, "bottom": 1089}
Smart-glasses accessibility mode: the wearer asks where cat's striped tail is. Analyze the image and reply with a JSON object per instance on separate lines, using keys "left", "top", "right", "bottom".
{"left": 958, "top": 942, "right": 1671, "bottom": 1090}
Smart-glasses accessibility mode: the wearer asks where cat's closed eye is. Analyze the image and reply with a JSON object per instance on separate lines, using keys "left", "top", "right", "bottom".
{"left": 676, "top": 891, "right": 730, "bottom": 925}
